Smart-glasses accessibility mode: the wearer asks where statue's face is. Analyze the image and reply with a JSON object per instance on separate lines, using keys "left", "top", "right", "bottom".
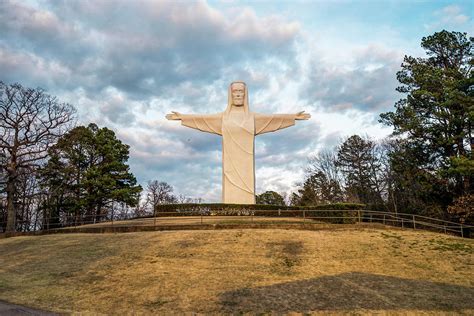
{"left": 231, "top": 82, "right": 245, "bottom": 106}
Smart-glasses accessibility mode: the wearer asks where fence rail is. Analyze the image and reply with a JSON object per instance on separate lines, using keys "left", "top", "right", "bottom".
{"left": 1, "top": 209, "right": 473, "bottom": 238}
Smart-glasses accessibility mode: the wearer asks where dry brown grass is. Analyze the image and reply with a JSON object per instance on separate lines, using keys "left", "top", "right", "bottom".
{"left": 0, "top": 228, "right": 473, "bottom": 315}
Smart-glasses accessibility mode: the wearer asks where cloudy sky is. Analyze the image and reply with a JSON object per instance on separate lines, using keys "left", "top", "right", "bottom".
{"left": 1, "top": 0, "right": 472, "bottom": 201}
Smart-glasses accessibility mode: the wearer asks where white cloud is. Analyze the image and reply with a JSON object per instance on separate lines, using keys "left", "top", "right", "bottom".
{"left": 425, "top": 4, "right": 471, "bottom": 31}
{"left": 299, "top": 42, "right": 403, "bottom": 113}
{"left": 441, "top": 5, "right": 469, "bottom": 24}
{"left": 0, "top": 46, "right": 72, "bottom": 88}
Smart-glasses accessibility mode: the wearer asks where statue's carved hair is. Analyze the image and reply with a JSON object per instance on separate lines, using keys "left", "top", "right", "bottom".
{"left": 231, "top": 81, "right": 246, "bottom": 87}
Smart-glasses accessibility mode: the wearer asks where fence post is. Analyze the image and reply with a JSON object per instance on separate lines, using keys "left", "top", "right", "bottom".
{"left": 358, "top": 210, "right": 361, "bottom": 223}
{"left": 111, "top": 208, "right": 114, "bottom": 231}
{"left": 46, "top": 212, "right": 50, "bottom": 232}
{"left": 201, "top": 213, "right": 203, "bottom": 225}
{"left": 303, "top": 210, "right": 306, "bottom": 224}
{"left": 412, "top": 215, "right": 416, "bottom": 229}
{"left": 401, "top": 218, "right": 404, "bottom": 228}
{"left": 383, "top": 214, "right": 386, "bottom": 225}
{"left": 460, "top": 224, "right": 464, "bottom": 238}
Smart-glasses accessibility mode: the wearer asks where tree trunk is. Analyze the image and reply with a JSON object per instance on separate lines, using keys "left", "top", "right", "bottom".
{"left": 5, "top": 166, "right": 17, "bottom": 235}
{"left": 464, "top": 131, "right": 472, "bottom": 194}
{"left": 95, "top": 202, "right": 103, "bottom": 223}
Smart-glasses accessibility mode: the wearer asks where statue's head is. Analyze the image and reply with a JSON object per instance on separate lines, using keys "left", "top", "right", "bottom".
{"left": 225, "top": 81, "right": 249, "bottom": 116}
{"left": 231, "top": 81, "right": 246, "bottom": 106}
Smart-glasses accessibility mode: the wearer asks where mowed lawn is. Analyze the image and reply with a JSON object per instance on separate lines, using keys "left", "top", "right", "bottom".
{"left": 0, "top": 228, "right": 473, "bottom": 314}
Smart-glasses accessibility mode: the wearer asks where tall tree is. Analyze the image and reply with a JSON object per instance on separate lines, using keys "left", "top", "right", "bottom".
{"left": 256, "top": 191, "right": 285, "bottom": 205}
{"left": 40, "top": 123, "right": 142, "bottom": 225}
{"left": 294, "top": 171, "right": 344, "bottom": 206}
{"left": 336, "top": 135, "right": 384, "bottom": 205}
{"left": 308, "top": 149, "right": 342, "bottom": 181}
{"left": 0, "top": 151, "right": 6, "bottom": 231}
{"left": 306, "top": 149, "right": 345, "bottom": 203}
{"left": 0, "top": 82, "right": 75, "bottom": 233}
{"left": 384, "top": 138, "right": 449, "bottom": 217}
{"left": 380, "top": 30, "right": 473, "bottom": 198}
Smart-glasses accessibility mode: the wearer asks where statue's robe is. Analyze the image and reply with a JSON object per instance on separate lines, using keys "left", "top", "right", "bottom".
{"left": 180, "top": 112, "right": 296, "bottom": 204}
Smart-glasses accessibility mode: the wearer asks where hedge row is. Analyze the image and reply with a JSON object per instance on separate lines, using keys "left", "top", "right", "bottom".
{"left": 154, "top": 202, "right": 365, "bottom": 213}
{"left": 137, "top": 203, "right": 365, "bottom": 224}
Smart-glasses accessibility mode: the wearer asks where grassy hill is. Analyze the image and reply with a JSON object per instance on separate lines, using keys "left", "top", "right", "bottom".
{"left": 0, "top": 227, "right": 473, "bottom": 314}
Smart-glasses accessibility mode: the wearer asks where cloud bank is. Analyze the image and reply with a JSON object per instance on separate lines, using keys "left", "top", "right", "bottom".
{"left": 1, "top": 0, "right": 470, "bottom": 201}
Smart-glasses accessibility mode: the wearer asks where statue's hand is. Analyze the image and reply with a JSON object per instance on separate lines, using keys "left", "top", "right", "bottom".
{"left": 296, "top": 111, "right": 311, "bottom": 120}
{"left": 166, "top": 111, "right": 181, "bottom": 120}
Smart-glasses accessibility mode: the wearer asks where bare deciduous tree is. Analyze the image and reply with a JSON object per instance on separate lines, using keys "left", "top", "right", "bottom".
{"left": 307, "top": 148, "right": 343, "bottom": 187}
{"left": 177, "top": 194, "right": 195, "bottom": 204}
{"left": 145, "top": 180, "right": 176, "bottom": 214}
{"left": 0, "top": 82, "right": 75, "bottom": 234}
{"left": 304, "top": 148, "right": 345, "bottom": 204}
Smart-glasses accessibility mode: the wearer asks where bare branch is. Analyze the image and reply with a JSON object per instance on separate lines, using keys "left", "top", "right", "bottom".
{"left": 0, "top": 82, "right": 76, "bottom": 233}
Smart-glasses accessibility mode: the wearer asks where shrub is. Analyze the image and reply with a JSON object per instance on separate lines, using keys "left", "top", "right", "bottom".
{"left": 136, "top": 203, "right": 365, "bottom": 224}
{"left": 448, "top": 194, "right": 474, "bottom": 225}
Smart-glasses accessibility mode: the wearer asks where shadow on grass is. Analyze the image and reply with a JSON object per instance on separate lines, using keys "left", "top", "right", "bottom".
{"left": 0, "top": 235, "right": 121, "bottom": 285}
{"left": 219, "top": 272, "right": 474, "bottom": 313}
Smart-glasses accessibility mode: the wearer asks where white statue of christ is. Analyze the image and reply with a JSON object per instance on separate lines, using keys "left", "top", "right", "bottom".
{"left": 166, "top": 81, "right": 310, "bottom": 204}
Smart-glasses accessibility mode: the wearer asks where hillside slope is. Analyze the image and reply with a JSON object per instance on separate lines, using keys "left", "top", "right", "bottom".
{"left": 0, "top": 228, "right": 473, "bottom": 314}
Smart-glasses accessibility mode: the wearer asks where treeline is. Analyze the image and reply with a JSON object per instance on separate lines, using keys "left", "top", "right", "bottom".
{"left": 258, "top": 131, "right": 472, "bottom": 224}
{"left": 292, "top": 31, "right": 473, "bottom": 224}
{"left": 0, "top": 81, "right": 144, "bottom": 234}
{"left": 0, "top": 82, "right": 203, "bottom": 234}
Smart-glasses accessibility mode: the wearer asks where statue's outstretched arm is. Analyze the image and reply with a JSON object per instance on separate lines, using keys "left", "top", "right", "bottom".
{"left": 254, "top": 111, "right": 310, "bottom": 135}
{"left": 166, "top": 111, "right": 223, "bottom": 135}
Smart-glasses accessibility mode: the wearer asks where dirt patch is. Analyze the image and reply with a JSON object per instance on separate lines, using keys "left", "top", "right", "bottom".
{"left": 266, "top": 241, "right": 304, "bottom": 274}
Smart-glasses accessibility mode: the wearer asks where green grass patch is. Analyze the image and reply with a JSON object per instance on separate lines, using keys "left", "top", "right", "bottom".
{"left": 380, "top": 232, "right": 403, "bottom": 240}
{"left": 428, "top": 239, "right": 472, "bottom": 254}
